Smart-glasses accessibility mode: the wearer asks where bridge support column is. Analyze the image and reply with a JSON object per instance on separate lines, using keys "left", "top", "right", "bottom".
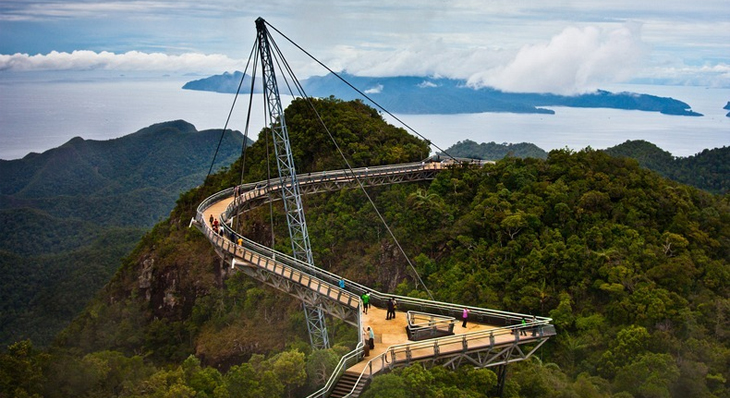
{"left": 496, "top": 364, "right": 508, "bottom": 398}
{"left": 304, "top": 303, "right": 330, "bottom": 349}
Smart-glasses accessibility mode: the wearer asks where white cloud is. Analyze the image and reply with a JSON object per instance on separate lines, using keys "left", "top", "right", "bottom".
{"left": 0, "top": 1, "right": 219, "bottom": 21}
{"left": 467, "top": 24, "right": 648, "bottom": 94}
{"left": 640, "top": 62, "right": 730, "bottom": 88}
{"left": 364, "top": 84, "right": 383, "bottom": 94}
{"left": 0, "top": 50, "right": 242, "bottom": 72}
{"left": 418, "top": 80, "right": 438, "bottom": 88}
{"left": 1, "top": 20, "right": 726, "bottom": 91}
{"left": 316, "top": 24, "right": 652, "bottom": 94}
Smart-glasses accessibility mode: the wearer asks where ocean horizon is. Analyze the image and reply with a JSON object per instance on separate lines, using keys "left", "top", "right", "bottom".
{"left": 1, "top": 72, "right": 728, "bottom": 160}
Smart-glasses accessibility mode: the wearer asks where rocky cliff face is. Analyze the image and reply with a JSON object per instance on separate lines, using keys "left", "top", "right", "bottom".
{"left": 57, "top": 191, "right": 304, "bottom": 368}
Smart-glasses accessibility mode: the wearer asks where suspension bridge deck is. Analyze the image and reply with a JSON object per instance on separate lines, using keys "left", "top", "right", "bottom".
{"left": 194, "top": 161, "right": 555, "bottom": 398}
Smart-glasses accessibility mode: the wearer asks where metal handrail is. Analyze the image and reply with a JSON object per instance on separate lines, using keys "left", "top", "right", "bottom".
{"left": 407, "top": 311, "right": 455, "bottom": 328}
{"left": 340, "top": 322, "right": 556, "bottom": 397}
{"left": 198, "top": 163, "right": 550, "bottom": 324}
{"left": 307, "top": 342, "right": 365, "bottom": 398}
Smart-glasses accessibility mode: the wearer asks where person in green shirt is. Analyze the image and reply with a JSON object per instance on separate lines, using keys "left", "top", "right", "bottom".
{"left": 362, "top": 292, "right": 370, "bottom": 314}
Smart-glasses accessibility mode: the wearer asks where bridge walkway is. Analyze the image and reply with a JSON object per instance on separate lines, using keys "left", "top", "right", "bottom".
{"left": 194, "top": 161, "right": 555, "bottom": 398}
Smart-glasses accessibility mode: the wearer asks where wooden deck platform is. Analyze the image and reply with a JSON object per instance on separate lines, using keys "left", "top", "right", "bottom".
{"left": 353, "top": 305, "right": 498, "bottom": 373}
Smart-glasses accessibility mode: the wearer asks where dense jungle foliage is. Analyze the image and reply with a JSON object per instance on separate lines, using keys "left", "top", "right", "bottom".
{"left": 605, "top": 140, "right": 730, "bottom": 194}
{"left": 444, "top": 139, "right": 548, "bottom": 160}
{"left": 0, "top": 121, "right": 246, "bottom": 347}
{"left": 446, "top": 138, "right": 730, "bottom": 195}
{"left": 1, "top": 97, "right": 729, "bottom": 398}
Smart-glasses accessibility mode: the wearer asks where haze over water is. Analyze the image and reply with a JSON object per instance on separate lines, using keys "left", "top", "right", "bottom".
{"left": 0, "top": 73, "right": 728, "bottom": 160}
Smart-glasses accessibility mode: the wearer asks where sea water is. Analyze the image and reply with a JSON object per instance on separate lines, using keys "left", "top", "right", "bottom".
{"left": 387, "top": 84, "right": 730, "bottom": 157}
{"left": 0, "top": 74, "right": 728, "bottom": 160}
{"left": 0, "top": 74, "right": 275, "bottom": 160}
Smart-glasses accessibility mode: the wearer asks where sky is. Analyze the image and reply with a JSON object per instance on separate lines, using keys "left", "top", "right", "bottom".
{"left": 0, "top": 0, "right": 729, "bottom": 94}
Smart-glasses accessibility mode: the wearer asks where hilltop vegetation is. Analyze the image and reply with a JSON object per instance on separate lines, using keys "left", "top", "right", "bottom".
{"left": 443, "top": 139, "right": 548, "bottom": 160}
{"left": 2, "top": 97, "right": 729, "bottom": 397}
{"left": 0, "top": 121, "right": 247, "bottom": 347}
{"left": 605, "top": 140, "right": 730, "bottom": 194}
{"left": 353, "top": 151, "right": 730, "bottom": 397}
{"left": 446, "top": 139, "right": 730, "bottom": 195}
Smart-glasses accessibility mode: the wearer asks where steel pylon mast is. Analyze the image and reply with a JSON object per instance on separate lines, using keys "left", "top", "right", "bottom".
{"left": 255, "top": 17, "right": 330, "bottom": 349}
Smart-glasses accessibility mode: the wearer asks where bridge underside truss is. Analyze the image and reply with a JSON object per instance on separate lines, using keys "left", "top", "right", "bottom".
{"left": 234, "top": 259, "right": 360, "bottom": 327}
{"left": 381, "top": 335, "right": 551, "bottom": 377}
{"left": 435, "top": 337, "right": 549, "bottom": 370}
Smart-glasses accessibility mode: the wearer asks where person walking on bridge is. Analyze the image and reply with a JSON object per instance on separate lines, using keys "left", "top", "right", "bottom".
{"left": 462, "top": 308, "right": 470, "bottom": 328}
{"left": 362, "top": 292, "right": 370, "bottom": 314}
{"left": 386, "top": 298, "right": 395, "bottom": 320}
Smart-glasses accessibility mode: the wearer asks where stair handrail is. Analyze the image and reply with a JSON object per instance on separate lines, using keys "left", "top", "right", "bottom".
{"left": 306, "top": 342, "right": 365, "bottom": 398}
{"left": 407, "top": 311, "right": 455, "bottom": 329}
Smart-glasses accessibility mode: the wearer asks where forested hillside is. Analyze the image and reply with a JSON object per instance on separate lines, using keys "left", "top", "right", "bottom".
{"left": 446, "top": 138, "right": 730, "bottom": 195}
{"left": 0, "top": 121, "right": 247, "bottom": 347}
{"left": 605, "top": 140, "right": 730, "bottom": 194}
{"left": 1, "top": 98, "right": 728, "bottom": 398}
{"left": 444, "top": 139, "right": 548, "bottom": 160}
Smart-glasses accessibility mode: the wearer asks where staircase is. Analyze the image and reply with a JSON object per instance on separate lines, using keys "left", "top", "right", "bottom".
{"left": 330, "top": 371, "right": 369, "bottom": 398}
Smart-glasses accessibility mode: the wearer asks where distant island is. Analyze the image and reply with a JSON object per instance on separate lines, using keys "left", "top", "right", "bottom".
{"left": 441, "top": 140, "right": 548, "bottom": 160}
{"left": 183, "top": 71, "right": 703, "bottom": 117}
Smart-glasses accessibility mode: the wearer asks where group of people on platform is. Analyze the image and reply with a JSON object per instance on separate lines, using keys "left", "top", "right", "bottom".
{"left": 358, "top": 291, "right": 398, "bottom": 321}
{"left": 209, "top": 214, "right": 243, "bottom": 245}
{"left": 385, "top": 298, "right": 397, "bottom": 320}
{"left": 209, "top": 214, "right": 223, "bottom": 236}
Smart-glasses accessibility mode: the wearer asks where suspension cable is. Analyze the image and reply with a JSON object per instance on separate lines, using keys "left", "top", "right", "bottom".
{"left": 263, "top": 20, "right": 457, "bottom": 161}
{"left": 206, "top": 40, "right": 259, "bottom": 179}
{"left": 264, "top": 25, "right": 435, "bottom": 299}
{"left": 265, "top": 131, "right": 277, "bottom": 250}
{"left": 235, "top": 44, "right": 260, "bottom": 233}
{"left": 239, "top": 44, "right": 260, "bottom": 186}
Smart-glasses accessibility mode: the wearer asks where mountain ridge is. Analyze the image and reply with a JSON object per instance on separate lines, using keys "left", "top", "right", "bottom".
{"left": 0, "top": 120, "right": 251, "bottom": 347}
{"left": 1, "top": 103, "right": 728, "bottom": 397}
{"left": 444, "top": 138, "right": 730, "bottom": 194}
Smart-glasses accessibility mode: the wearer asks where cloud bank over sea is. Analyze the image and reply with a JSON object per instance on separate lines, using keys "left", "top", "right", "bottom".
{"left": 2, "top": 24, "right": 728, "bottom": 94}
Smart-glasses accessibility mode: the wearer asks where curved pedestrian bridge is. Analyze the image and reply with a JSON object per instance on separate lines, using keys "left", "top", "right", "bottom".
{"left": 194, "top": 160, "right": 555, "bottom": 398}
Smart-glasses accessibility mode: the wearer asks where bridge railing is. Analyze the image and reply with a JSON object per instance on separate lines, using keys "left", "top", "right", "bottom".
{"left": 307, "top": 342, "right": 366, "bottom": 398}
{"left": 199, "top": 161, "right": 551, "bottom": 329}
{"left": 294, "top": 161, "right": 442, "bottom": 186}
{"left": 219, "top": 161, "right": 442, "bottom": 219}
{"left": 342, "top": 323, "right": 557, "bottom": 398}
{"left": 195, "top": 160, "right": 554, "bottom": 398}
{"left": 344, "top": 323, "right": 555, "bottom": 397}
{"left": 198, "top": 221, "right": 362, "bottom": 311}
{"left": 406, "top": 311, "right": 455, "bottom": 341}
